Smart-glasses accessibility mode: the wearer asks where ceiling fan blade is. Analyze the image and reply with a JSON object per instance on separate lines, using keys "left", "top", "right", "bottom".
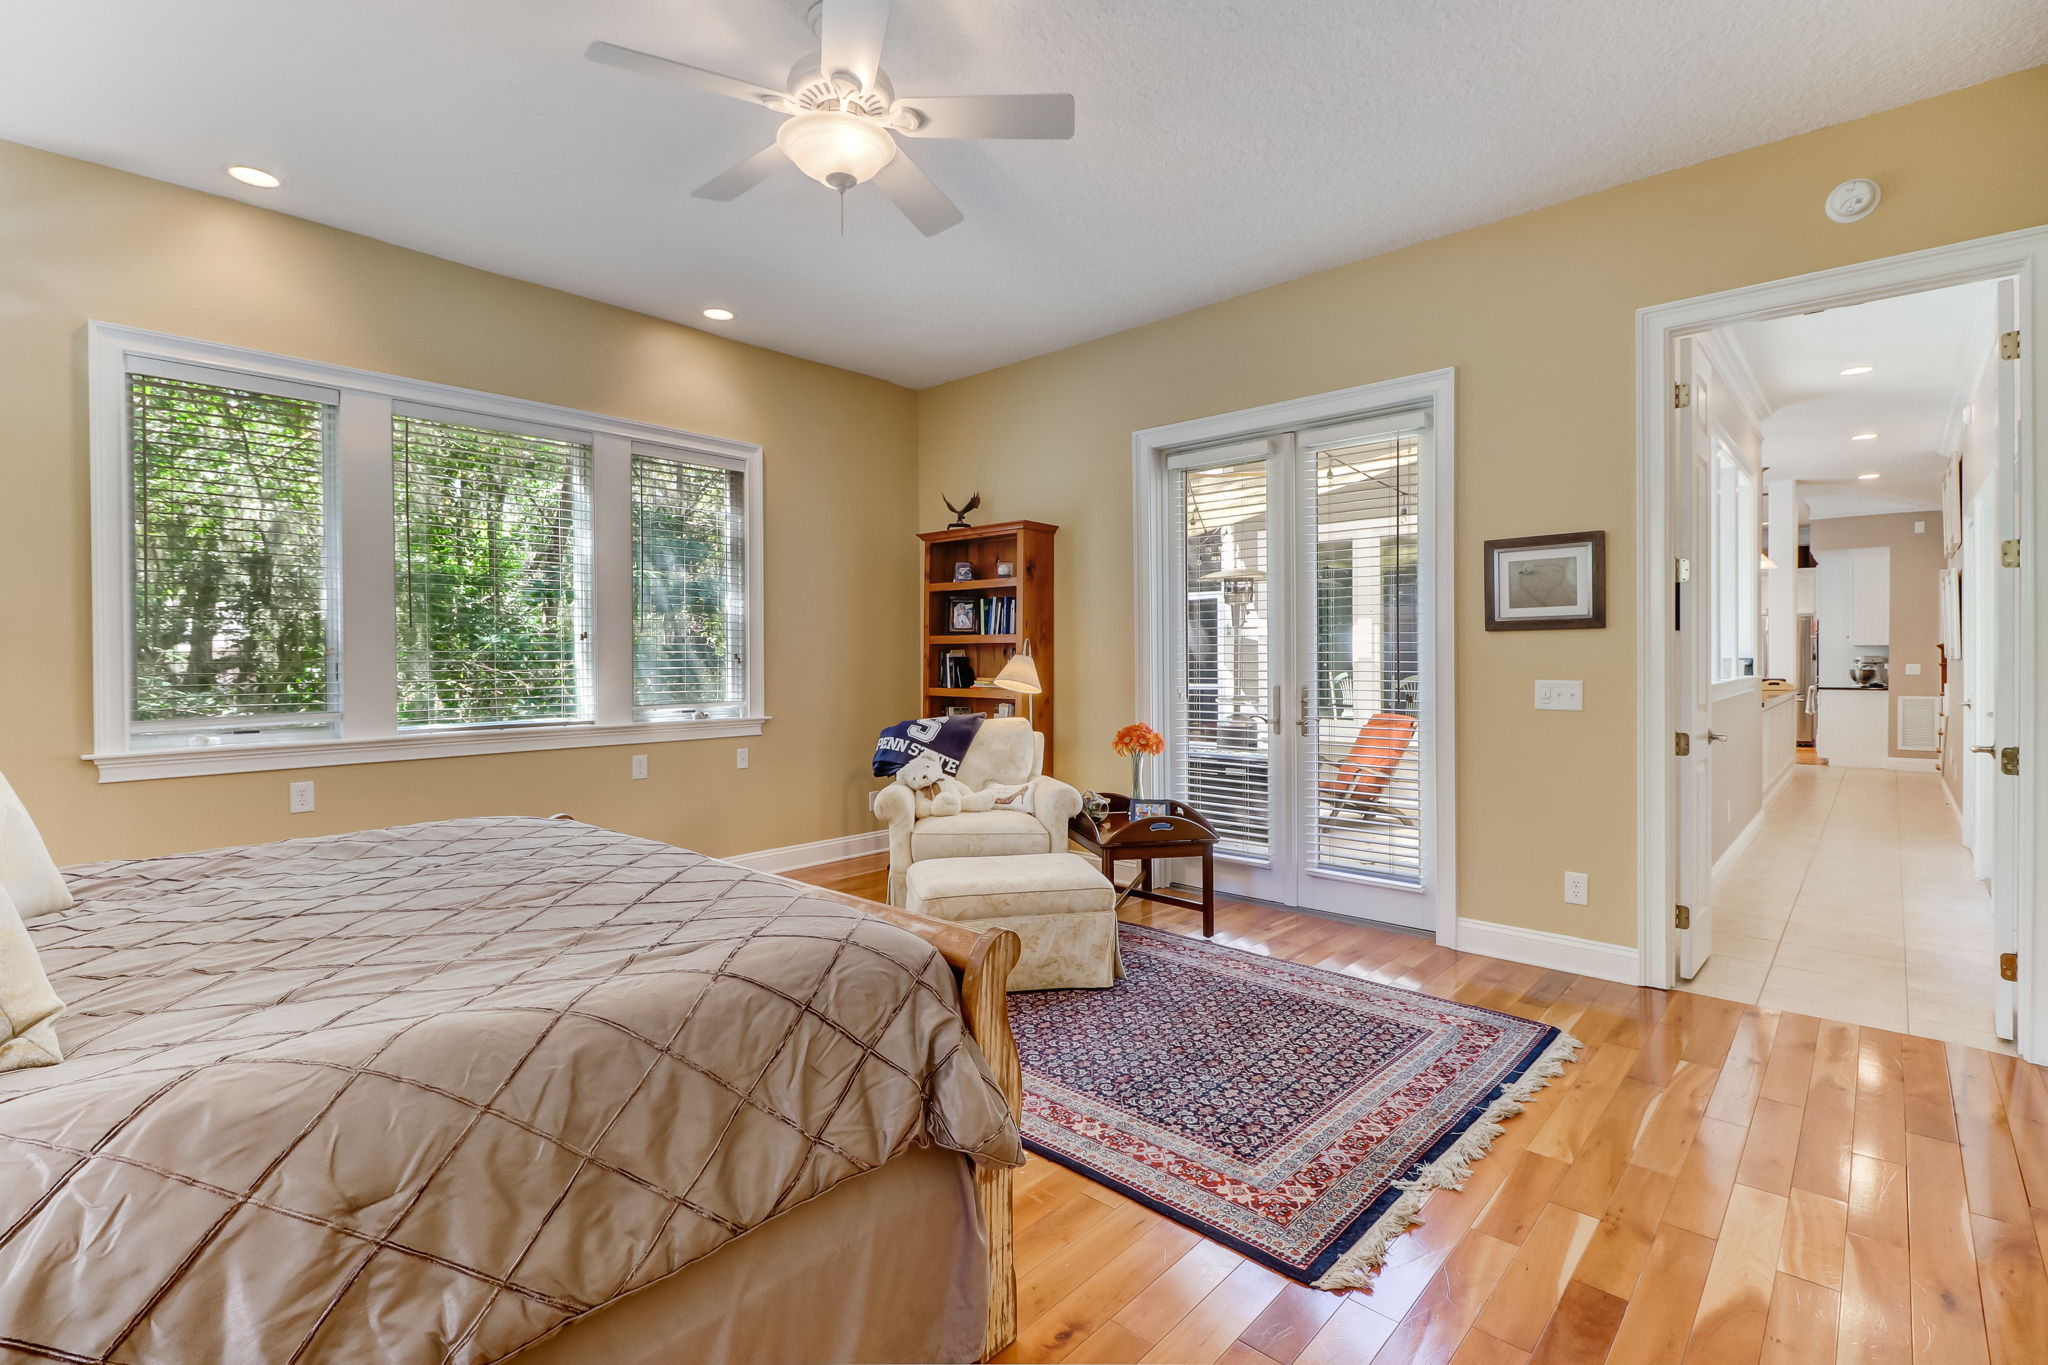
{"left": 819, "top": 0, "right": 892, "bottom": 92}
{"left": 894, "top": 93, "right": 1075, "bottom": 140}
{"left": 693, "top": 144, "right": 792, "bottom": 201}
{"left": 872, "top": 150, "right": 963, "bottom": 236}
{"left": 586, "top": 41, "right": 783, "bottom": 108}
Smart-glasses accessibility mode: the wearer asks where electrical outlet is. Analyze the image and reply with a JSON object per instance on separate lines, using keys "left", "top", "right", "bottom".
{"left": 1904, "top": 663, "right": 1921, "bottom": 676}
{"left": 1563, "top": 871, "right": 1588, "bottom": 905}
{"left": 736, "top": 747, "right": 749, "bottom": 770}
{"left": 631, "top": 754, "right": 648, "bottom": 780}
{"left": 1535, "top": 680, "right": 1584, "bottom": 711}
{"left": 288, "top": 781, "right": 315, "bottom": 814}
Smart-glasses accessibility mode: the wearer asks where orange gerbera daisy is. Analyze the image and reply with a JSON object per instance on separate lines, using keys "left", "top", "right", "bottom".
{"left": 1112, "top": 723, "right": 1165, "bottom": 757}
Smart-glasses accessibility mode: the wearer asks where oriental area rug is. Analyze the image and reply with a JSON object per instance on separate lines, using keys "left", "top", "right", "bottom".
{"left": 1008, "top": 923, "right": 1578, "bottom": 1288}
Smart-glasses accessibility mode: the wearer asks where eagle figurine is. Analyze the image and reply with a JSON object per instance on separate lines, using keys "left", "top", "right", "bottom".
{"left": 943, "top": 492, "right": 981, "bottom": 530}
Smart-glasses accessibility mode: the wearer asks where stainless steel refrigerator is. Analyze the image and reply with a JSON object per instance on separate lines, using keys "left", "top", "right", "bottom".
{"left": 1797, "top": 612, "right": 1818, "bottom": 744}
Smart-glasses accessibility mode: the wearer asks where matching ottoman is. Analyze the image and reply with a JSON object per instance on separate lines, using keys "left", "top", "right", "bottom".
{"left": 903, "top": 853, "right": 1122, "bottom": 991}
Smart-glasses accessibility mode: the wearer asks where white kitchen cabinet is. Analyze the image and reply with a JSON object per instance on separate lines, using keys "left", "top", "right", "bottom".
{"left": 1849, "top": 546, "right": 1890, "bottom": 645}
{"left": 1795, "top": 566, "right": 1816, "bottom": 614}
{"left": 1816, "top": 688, "right": 1889, "bottom": 768}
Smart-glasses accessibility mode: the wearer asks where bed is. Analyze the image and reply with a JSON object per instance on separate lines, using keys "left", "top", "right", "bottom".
{"left": 1, "top": 816, "right": 1025, "bottom": 1364}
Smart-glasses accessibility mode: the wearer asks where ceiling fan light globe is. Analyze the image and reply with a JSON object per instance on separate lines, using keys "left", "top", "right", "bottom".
{"left": 775, "top": 110, "right": 896, "bottom": 188}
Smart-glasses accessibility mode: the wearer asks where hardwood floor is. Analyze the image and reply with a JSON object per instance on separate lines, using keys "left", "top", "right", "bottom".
{"left": 788, "top": 855, "right": 2048, "bottom": 1365}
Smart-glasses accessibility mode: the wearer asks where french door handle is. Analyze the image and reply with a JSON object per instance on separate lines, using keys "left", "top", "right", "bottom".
{"left": 1298, "top": 685, "right": 1311, "bottom": 737}
{"left": 1271, "top": 685, "right": 1282, "bottom": 734}
{"left": 1970, "top": 744, "right": 1996, "bottom": 755}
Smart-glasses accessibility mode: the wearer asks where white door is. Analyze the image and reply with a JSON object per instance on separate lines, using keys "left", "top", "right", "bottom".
{"left": 1674, "top": 338, "right": 1716, "bottom": 978}
{"left": 1963, "top": 492, "right": 1996, "bottom": 881}
{"left": 1988, "top": 280, "right": 2022, "bottom": 1040}
{"left": 1164, "top": 409, "right": 1440, "bottom": 931}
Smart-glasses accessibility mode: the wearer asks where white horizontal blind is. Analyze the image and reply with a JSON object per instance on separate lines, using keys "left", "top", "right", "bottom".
{"left": 632, "top": 452, "right": 746, "bottom": 716}
{"left": 129, "top": 372, "right": 338, "bottom": 730}
{"left": 393, "top": 412, "right": 593, "bottom": 728}
{"left": 1304, "top": 425, "right": 1424, "bottom": 883}
{"left": 1170, "top": 452, "right": 1273, "bottom": 857}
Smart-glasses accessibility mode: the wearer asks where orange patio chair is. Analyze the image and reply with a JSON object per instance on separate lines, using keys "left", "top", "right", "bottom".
{"left": 1319, "top": 712, "right": 1419, "bottom": 826}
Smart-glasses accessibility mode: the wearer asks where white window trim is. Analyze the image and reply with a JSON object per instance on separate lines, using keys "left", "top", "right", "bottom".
{"left": 87, "top": 323, "right": 767, "bottom": 783}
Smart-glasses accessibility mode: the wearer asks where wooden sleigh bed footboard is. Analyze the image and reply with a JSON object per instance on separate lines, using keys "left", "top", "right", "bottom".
{"left": 806, "top": 887, "right": 1023, "bottom": 1361}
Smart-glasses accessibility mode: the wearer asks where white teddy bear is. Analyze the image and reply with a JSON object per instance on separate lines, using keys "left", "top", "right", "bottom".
{"left": 892, "top": 750, "right": 974, "bottom": 819}
{"left": 891, "top": 750, "right": 1034, "bottom": 819}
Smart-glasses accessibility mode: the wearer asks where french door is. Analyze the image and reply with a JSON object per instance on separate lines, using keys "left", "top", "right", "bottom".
{"left": 1161, "top": 405, "right": 1440, "bottom": 930}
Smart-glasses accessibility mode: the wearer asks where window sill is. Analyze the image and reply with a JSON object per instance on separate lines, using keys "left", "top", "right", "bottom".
{"left": 86, "top": 716, "right": 769, "bottom": 783}
{"left": 1710, "top": 679, "right": 1761, "bottom": 703}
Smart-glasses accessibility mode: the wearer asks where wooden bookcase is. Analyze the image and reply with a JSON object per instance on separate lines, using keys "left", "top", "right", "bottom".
{"left": 919, "top": 520, "right": 1056, "bottom": 759}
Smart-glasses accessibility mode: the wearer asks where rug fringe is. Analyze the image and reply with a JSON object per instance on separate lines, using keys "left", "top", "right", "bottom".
{"left": 1310, "top": 1030, "right": 1583, "bottom": 1290}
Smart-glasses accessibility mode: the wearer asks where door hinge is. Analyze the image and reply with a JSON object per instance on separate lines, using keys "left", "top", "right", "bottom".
{"left": 2000, "top": 951, "right": 2018, "bottom": 982}
{"left": 1673, "top": 382, "right": 1692, "bottom": 409}
{"left": 2001, "top": 746, "right": 2020, "bottom": 777}
{"left": 1675, "top": 904, "right": 1692, "bottom": 930}
{"left": 2002, "top": 539, "right": 2021, "bottom": 568}
{"left": 1674, "top": 731, "right": 1692, "bottom": 757}
{"left": 1675, "top": 557, "right": 1692, "bottom": 584}
{"left": 2000, "top": 329, "right": 2022, "bottom": 361}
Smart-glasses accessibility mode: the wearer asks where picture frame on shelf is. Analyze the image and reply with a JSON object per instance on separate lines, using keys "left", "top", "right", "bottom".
{"left": 942, "top": 705, "right": 976, "bottom": 718}
{"left": 994, "top": 701, "right": 1015, "bottom": 717}
{"left": 1483, "top": 530, "right": 1606, "bottom": 630}
{"left": 952, "top": 561, "right": 976, "bottom": 582}
{"left": 946, "top": 597, "right": 978, "bottom": 632}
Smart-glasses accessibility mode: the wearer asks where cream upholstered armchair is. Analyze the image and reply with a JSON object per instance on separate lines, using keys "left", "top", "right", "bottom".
{"left": 872, "top": 718, "right": 1082, "bottom": 906}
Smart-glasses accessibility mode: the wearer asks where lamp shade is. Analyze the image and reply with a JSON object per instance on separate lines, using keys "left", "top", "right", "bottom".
{"left": 993, "top": 652, "right": 1042, "bottom": 695}
{"left": 775, "top": 111, "right": 897, "bottom": 187}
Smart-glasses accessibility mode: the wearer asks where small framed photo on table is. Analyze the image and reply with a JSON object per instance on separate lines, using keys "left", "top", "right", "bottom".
{"left": 1128, "top": 799, "right": 1171, "bottom": 819}
{"left": 1484, "top": 530, "right": 1605, "bottom": 630}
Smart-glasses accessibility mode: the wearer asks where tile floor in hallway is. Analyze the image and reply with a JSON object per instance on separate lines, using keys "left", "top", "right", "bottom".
{"left": 1677, "top": 764, "right": 2012, "bottom": 1053}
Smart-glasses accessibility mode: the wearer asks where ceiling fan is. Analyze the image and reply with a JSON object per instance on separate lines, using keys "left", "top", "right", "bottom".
{"left": 587, "top": 0, "right": 1076, "bottom": 237}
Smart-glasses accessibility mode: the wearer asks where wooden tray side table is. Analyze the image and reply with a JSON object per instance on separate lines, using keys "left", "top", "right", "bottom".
{"left": 1067, "top": 795, "right": 1218, "bottom": 937}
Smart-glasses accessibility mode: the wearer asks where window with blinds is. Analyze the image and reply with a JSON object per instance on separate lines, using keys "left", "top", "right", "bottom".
{"left": 1169, "top": 453, "right": 1273, "bottom": 858}
{"left": 94, "top": 326, "right": 765, "bottom": 778}
{"left": 393, "top": 410, "right": 593, "bottom": 728}
{"left": 1305, "top": 427, "right": 1424, "bottom": 884}
{"left": 128, "top": 371, "right": 339, "bottom": 743}
{"left": 632, "top": 451, "right": 747, "bottom": 717}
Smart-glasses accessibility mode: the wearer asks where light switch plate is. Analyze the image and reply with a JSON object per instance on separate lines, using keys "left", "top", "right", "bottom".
{"left": 1904, "top": 663, "right": 1921, "bottom": 676}
{"left": 736, "top": 747, "right": 749, "bottom": 769}
{"left": 1535, "top": 680, "right": 1584, "bottom": 711}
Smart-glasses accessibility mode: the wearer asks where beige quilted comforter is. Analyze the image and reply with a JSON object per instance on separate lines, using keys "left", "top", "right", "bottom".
{"left": 1, "top": 817, "right": 1022, "bottom": 1363}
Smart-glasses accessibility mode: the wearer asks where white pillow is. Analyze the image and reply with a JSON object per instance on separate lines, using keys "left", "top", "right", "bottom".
{"left": 0, "top": 770, "right": 74, "bottom": 920}
{"left": 0, "top": 884, "right": 64, "bottom": 1073}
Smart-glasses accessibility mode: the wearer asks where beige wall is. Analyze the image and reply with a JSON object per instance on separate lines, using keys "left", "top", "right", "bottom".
{"left": 1809, "top": 513, "right": 1946, "bottom": 761}
{"left": 916, "top": 68, "right": 2048, "bottom": 947}
{"left": 0, "top": 140, "right": 920, "bottom": 865}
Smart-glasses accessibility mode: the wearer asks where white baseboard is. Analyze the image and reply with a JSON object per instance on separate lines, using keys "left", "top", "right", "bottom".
{"left": 1886, "top": 756, "right": 1940, "bottom": 772}
{"left": 1712, "top": 805, "right": 1770, "bottom": 882}
{"left": 729, "top": 830, "right": 887, "bottom": 874}
{"left": 1454, "top": 917, "right": 1640, "bottom": 986}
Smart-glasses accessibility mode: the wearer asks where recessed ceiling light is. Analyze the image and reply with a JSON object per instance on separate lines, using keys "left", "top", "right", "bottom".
{"left": 1851, "top": 432, "right": 1878, "bottom": 441}
{"left": 1840, "top": 365, "right": 1874, "bottom": 376}
{"left": 1858, "top": 473, "right": 1881, "bottom": 480}
{"left": 225, "top": 165, "right": 282, "bottom": 189}
{"left": 701, "top": 308, "right": 735, "bottom": 322}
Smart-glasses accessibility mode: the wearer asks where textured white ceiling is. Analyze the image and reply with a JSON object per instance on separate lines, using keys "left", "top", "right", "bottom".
{"left": 1723, "top": 281, "right": 1998, "bottom": 518}
{"left": 2, "top": 1, "right": 2042, "bottom": 387}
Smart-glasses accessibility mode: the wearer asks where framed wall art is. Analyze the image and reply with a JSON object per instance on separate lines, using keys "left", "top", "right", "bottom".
{"left": 1484, "top": 530, "right": 1606, "bottom": 630}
